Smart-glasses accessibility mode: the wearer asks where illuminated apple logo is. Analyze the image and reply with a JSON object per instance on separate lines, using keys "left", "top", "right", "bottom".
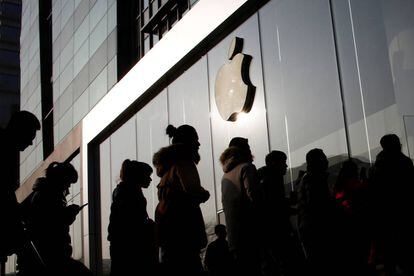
{"left": 215, "top": 37, "right": 256, "bottom": 122}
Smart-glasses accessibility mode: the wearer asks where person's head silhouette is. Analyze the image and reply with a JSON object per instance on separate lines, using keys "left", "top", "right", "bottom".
{"left": 229, "top": 137, "right": 251, "bottom": 153}
{"left": 220, "top": 137, "right": 254, "bottom": 165}
{"left": 339, "top": 159, "right": 358, "bottom": 180}
{"left": 214, "top": 224, "right": 227, "bottom": 240}
{"left": 380, "top": 134, "right": 401, "bottom": 153}
{"left": 265, "top": 150, "right": 288, "bottom": 175}
{"left": 166, "top": 124, "right": 201, "bottom": 164}
{"left": 120, "top": 159, "right": 153, "bottom": 188}
{"left": 306, "top": 148, "right": 328, "bottom": 173}
{"left": 6, "top": 111, "right": 40, "bottom": 151}
{"left": 45, "top": 162, "right": 78, "bottom": 193}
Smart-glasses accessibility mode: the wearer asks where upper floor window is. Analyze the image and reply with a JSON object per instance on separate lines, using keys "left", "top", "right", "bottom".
{"left": 117, "top": 0, "right": 198, "bottom": 80}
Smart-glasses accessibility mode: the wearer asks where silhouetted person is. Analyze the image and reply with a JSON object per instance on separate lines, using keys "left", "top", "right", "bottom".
{"left": 204, "top": 224, "right": 233, "bottom": 276}
{"left": 220, "top": 137, "right": 262, "bottom": 276}
{"left": 0, "top": 111, "right": 40, "bottom": 269}
{"left": 334, "top": 159, "right": 371, "bottom": 276}
{"left": 154, "top": 124, "right": 210, "bottom": 276}
{"left": 369, "top": 134, "right": 414, "bottom": 275}
{"left": 258, "top": 150, "right": 304, "bottom": 276}
{"left": 18, "top": 162, "right": 91, "bottom": 276}
{"left": 108, "top": 159, "right": 155, "bottom": 276}
{"left": 297, "top": 148, "right": 337, "bottom": 275}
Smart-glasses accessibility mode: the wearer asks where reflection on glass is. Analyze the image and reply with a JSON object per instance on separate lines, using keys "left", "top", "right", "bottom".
{"left": 143, "top": 0, "right": 149, "bottom": 9}
{"left": 144, "top": 35, "right": 150, "bottom": 54}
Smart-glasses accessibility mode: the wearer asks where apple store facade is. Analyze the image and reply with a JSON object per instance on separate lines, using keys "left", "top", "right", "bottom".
{"left": 13, "top": 0, "right": 414, "bottom": 275}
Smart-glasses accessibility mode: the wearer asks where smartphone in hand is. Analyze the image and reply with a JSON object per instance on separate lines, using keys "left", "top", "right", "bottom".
{"left": 79, "top": 203, "right": 88, "bottom": 210}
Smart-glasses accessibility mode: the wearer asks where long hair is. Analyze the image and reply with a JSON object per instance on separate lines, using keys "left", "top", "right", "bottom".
{"left": 45, "top": 161, "right": 78, "bottom": 184}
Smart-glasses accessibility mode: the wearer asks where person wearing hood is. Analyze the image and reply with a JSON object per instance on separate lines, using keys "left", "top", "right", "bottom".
{"left": 108, "top": 159, "right": 155, "bottom": 276}
{"left": 220, "top": 137, "right": 262, "bottom": 276}
{"left": 18, "top": 162, "right": 91, "bottom": 276}
{"left": 153, "top": 124, "right": 210, "bottom": 276}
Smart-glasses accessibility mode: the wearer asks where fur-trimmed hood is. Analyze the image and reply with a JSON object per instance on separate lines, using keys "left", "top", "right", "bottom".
{"left": 153, "top": 143, "right": 195, "bottom": 176}
{"left": 32, "top": 177, "right": 50, "bottom": 192}
{"left": 220, "top": 146, "right": 253, "bottom": 173}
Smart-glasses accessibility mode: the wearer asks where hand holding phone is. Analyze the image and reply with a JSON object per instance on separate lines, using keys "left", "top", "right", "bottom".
{"left": 79, "top": 203, "right": 88, "bottom": 210}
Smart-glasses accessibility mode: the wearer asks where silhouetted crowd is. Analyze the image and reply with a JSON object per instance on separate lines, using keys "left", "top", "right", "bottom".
{"left": 1, "top": 112, "right": 414, "bottom": 276}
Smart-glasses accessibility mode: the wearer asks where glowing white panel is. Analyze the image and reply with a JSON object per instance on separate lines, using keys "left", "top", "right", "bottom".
{"left": 82, "top": 0, "right": 247, "bottom": 144}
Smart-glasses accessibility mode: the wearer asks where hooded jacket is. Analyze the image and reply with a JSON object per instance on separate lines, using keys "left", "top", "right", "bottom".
{"left": 220, "top": 146, "right": 260, "bottom": 253}
{"left": 23, "top": 178, "right": 76, "bottom": 263}
{"left": 154, "top": 143, "right": 209, "bottom": 250}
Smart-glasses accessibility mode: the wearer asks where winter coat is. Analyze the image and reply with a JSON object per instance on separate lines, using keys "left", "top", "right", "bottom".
{"left": 205, "top": 238, "right": 233, "bottom": 276}
{"left": 23, "top": 178, "right": 77, "bottom": 264}
{"left": 108, "top": 181, "right": 153, "bottom": 246}
{"left": 297, "top": 171, "right": 334, "bottom": 243}
{"left": 220, "top": 146, "right": 261, "bottom": 253}
{"left": 257, "top": 166, "right": 292, "bottom": 241}
{"left": 0, "top": 129, "right": 25, "bottom": 258}
{"left": 370, "top": 151, "right": 414, "bottom": 227}
{"left": 155, "top": 144, "right": 209, "bottom": 251}
{"left": 369, "top": 150, "right": 414, "bottom": 265}
{"left": 108, "top": 181, "right": 156, "bottom": 274}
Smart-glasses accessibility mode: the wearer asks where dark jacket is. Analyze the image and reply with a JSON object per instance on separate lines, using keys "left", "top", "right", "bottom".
{"left": 108, "top": 181, "right": 150, "bottom": 245}
{"left": 23, "top": 178, "right": 76, "bottom": 264}
{"left": 257, "top": 166, "right": 292, "bottom": 240}
{"left": 0, "top": 129, "right": 26, "bottom": 258}
{"left": 370, "top": 151, "right": 414, "bottom": 225}
{"left": 370, "top": 150, "right": 414, "bottom": 262}
{"left": 155, "top": 144, "right": 209, "bottom": 251}
{"left": 297, "top": 171, "right": 333, "bottom": 242}
{"left": 108, "top": 181, "right": 156, "bottom": 274}
{"left": 205, "top": 238, "right": 233, "bottom": 276}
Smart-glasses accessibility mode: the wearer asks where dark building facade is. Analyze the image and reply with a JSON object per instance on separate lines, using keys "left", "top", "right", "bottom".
{"left": 0, "top": 0, "right": 21, "bottom": 127}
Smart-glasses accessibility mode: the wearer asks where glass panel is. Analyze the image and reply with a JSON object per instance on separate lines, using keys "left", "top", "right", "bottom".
{"left": 100, "top": 115, "right": 137, "bottom": 275}
{"left": 144, "top": 35, "right": 150, "bottom": 54}
{"left": 330, "top": 0, "right": 412, "bottom": 161}
{"left": 168, "top": 7, "right": 178, "bottom": 29}
{"left": 136, "top": 91, "right": 169, "bottom": 220}
{"left": 89, "top": 68, "right": 108, "bottom": 109}
{"left": 190, "top": 0, "right": 199, "bottom": 7}
{"left": 67, "top": 154, "right": 83, "bottom": 260}
{"left": 260, "top": 0, "right": 348, "bottom": 186}
{"left": 151, "top": 0, "right": 158, "bottom": 16}
{"left": 404, "top": 116, "right": 414, "bottom": 160}
{"left": 143, "top": 8, "right": 150, "bottom": 25}
{"left": 143, "top": 0, "right": 149, "bottom": 10}
{"left": 152, "top": 28, "right": 159, "bottom": 45}
{"left": 168, "top": 57, "right": 218, "bottom": 231}
{"left": 178, "top": 1, "right": 189, "bottom": 18}
{"left": 89, "top": 14, "right": 107, "bottom": 57}
{"left": 160, "top": 18, "right": 168, "bottom": 38}
{"left": 100, "top": 139, "right": 111, "bottom": 275}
